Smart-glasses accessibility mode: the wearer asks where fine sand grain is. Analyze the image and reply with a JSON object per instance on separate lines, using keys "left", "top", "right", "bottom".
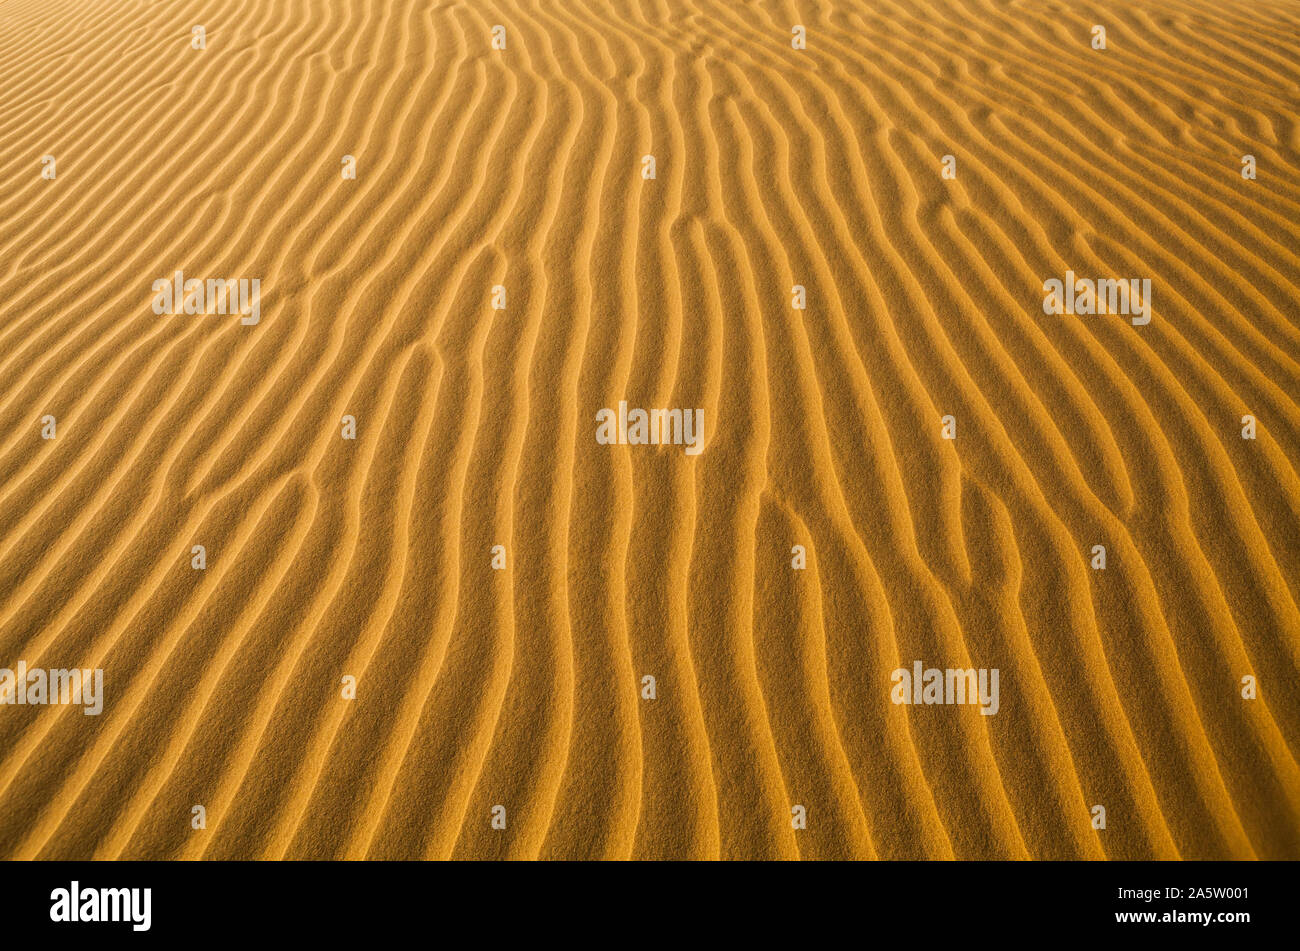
{"left": 0, "top": 0, "right": 1298, "bottom": 859}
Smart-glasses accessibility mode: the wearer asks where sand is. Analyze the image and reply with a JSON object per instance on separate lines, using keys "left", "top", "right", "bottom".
{"left": 0, "top": 0, "right": 1298, "bottom": 860}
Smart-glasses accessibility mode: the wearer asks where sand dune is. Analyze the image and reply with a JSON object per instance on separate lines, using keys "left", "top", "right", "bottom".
{"left": 0, "top": 0, "right": 1298, "bottom": 860}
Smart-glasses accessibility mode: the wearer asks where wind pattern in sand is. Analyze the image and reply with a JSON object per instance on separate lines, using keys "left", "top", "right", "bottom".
{"left": 1, "top": 0, "right": 1299, "bottom": 860}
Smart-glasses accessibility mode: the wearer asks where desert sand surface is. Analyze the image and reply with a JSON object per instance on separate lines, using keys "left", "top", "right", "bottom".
{"left": 0, "top": 0, "right": 1298, "bottom": 860}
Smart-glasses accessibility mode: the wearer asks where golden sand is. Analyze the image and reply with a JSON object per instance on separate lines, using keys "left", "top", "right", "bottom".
{"left": 0, "top": 0, "right": 1298, "bottom": 859}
